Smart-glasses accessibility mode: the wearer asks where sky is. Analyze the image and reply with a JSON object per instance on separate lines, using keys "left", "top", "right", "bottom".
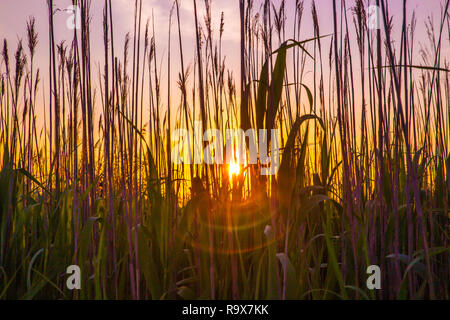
{"left": 0, "top": 0, "right": 448, "bottom": 128}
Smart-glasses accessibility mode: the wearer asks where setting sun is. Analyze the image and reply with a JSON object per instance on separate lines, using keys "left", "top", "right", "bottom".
{"left": 229, "top": 162, "right": 240, "bottom": 179}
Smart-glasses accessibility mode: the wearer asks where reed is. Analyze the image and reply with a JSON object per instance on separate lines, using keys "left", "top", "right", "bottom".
{"left": 0, "top": 0, "right": 448, "bottom": 300}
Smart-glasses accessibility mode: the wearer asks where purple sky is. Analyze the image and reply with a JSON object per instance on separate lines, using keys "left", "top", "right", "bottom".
{"left": 0, "top": 0, "right": 448, "bottom": 125}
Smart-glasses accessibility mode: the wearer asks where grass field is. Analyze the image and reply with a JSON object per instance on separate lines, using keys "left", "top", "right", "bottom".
{"left": 0, "top": 0, "right": 449, "bottom": 299}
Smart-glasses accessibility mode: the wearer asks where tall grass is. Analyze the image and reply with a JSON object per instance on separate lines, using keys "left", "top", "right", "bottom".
{"left": 0, "top": 0, "right": 449, "bottom": 299}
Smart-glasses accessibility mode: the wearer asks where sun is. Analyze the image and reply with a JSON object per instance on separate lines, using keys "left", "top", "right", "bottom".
{"left": 228, "top": 162, "right": 240, "bottom": 179}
